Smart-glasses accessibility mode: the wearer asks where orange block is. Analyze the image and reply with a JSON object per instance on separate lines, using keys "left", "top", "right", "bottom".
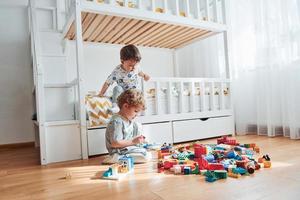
{"left": 263, "top": 161, "right": 271, "bottom": 168}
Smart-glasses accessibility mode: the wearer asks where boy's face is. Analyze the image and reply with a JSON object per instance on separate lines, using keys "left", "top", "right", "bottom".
{"left": 122, "top": 104, "right": 143, "bottom": 121}
{"left": 121, "top": 59, "right": 139, "bottom": 72}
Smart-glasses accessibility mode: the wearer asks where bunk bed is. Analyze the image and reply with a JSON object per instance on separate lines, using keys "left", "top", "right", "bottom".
{"left": 65, "top": 0, "right": 233, "bottom": 155}
{"left": 30, "top": 0, "right": 234, "bottom": 164}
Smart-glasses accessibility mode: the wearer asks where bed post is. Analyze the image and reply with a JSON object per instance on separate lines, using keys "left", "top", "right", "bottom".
{"left": 29, "top": 0, "right": 47, "bottom": 165}
{"left": 222, "top": 0, "right": 231, "bottom": 80}
{"left": 222, "top": 0, "right": 235, "bottom": 135}
{"left": 75, "top": 0, "right": 88, "bottom": 159}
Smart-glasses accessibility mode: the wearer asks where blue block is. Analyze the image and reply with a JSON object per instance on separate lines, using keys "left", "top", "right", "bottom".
{"left": 227, "top": 151, "right": 236, "bottom": 159}
{"left": 103, "top": 168, "right": 112, "bottom": 177}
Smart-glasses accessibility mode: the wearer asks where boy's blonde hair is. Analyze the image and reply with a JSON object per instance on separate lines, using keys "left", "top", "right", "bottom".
{"left": 117, "top": 89, "right": 145, "bottom": 109}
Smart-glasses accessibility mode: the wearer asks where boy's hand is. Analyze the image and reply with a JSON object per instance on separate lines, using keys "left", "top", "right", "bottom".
{"left": 143, "top": 74, "right": 150, "bottom": 81}
{"left": 132, "top": 135, "right": 145, "bottom": 144}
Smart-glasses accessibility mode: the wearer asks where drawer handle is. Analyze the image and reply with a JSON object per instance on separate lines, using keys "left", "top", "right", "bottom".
{"left": 199, "top": 118, "right": 209, "bottom": 121}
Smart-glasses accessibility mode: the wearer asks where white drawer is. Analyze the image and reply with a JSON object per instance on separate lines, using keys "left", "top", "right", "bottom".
{"left": 142, "top": 122, "right": 173, "bottom": 144}
{"left": 173, "top": 116, "right": 234, "bottom": 143}
{"left": 173, "top": 118, "right": 211, "bottom": 143}
{"left": 210, "top": 116, "right": 234, "bottom": 136}
{"left": 87, "top": 128, "right": 108, "bottom": 156}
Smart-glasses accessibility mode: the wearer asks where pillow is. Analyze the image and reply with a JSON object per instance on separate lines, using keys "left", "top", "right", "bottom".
{"left": 85, "top": 96, "right": 113, "bottom": 127}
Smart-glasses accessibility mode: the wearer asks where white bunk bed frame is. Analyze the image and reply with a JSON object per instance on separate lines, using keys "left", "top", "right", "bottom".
{"left": 29, "top": 0, "right": 234, "bottom": 164}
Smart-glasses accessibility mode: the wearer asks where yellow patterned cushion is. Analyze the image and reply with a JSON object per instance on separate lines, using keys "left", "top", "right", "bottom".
{"left": 85, "top": 96, "right": 113, "bottom": 127}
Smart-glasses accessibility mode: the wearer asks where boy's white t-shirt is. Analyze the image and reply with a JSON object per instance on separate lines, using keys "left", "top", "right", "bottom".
{"left": 106, "top": 64, "right": 142, "bottom": 90}
{"left": 105, "top": 114, "right": 142, "bottom": 155}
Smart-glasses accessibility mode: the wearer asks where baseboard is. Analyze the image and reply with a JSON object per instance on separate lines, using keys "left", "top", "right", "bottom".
{"left": 0, "top": 142, "right": 35, "bottom": 149}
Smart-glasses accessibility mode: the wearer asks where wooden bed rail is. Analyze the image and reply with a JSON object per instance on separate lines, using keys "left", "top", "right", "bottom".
{"left": 77, "top": 0, "right": 226, "bottom": 24}
{"left": 142, "top": 77, "right": 231, "bottom": 116}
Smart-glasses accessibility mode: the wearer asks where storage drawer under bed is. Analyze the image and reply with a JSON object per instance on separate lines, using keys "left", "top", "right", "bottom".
{"left": 172, "top": 116, "right": 234, "bottom": 143}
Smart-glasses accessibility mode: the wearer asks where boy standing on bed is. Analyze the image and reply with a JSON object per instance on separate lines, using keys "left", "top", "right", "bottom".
{"left": 98, "top": 44, "right": 150, "bottom": 108}
{"left": 104, "top": 89, "right": 149, "bottom": 163}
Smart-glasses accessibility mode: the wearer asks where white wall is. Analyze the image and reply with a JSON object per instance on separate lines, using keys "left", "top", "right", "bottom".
{"left": 176, "top": 34, "right": 226, "bottom": 78}
{"left": 0, "top": 4, "right": 34, "bottom": 144}
{"left": 66, "top": 42, "right": 175, "bottom": 93}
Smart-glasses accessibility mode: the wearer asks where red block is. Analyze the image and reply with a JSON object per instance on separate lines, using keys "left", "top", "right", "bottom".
{"left": 217, "top": 136, "right": 228, "bottom": 144}
{"left": 194, "top": 144, "right": 207, "bottom": 158}
{"left": 195, "top": 156, "right": 209, "bottom": 170}
{"left": 208, "top": 163, "right": 224, "bottom": 170}
{"left": 236, "top": 160, "right": 247, "bottom": 168}
{"left": 163, "top": 160, "right": 177, "bottom": 170}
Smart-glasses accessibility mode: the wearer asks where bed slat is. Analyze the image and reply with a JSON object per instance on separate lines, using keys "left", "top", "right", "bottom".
{"left": 65, "top": 12, "right": 222, "bottom": 49}
{"left": 82, "top": 14, "right": 105, "bottom": 41}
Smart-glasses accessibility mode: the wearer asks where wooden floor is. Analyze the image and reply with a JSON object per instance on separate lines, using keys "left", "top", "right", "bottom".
{"left": 1, "top": 135, "right": 300, "bottom": 200}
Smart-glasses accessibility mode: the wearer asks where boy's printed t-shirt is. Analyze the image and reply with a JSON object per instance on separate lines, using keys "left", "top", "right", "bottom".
{"left": 106, "top": 65, "right": 141, "bottom": 90}
{"left": 105, "top": 114, "right": 141, "bottom": 155}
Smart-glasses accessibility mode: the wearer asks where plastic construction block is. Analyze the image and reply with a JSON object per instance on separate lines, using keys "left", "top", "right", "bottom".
{"left": 191, "top": 164, "right": 200, "bottom": 175}
{"left": 217, "top": 136, "right": 228, "bottom": 144}
{"left": 214, "top": 170, "right": 228, "bottom": 179}
{"left": 161, "top": 143, "right": 172, "bottom": 150}
{"left": 254, "top": 146, "right": 260, "bottom": 153}
{"left": 194, "top": 144, "right": 207, "bottom": 158}
{"left": 206, "top": 176, "right": 217, "bottom": 182}
{"left": 247, "top": 166, "right": 255, "bottom": 174}
{"left": 233, "top": 146, "right": 243, "bottom": 152}
{"left": 212, "top": 151, "right": 224, "bottom": 160}
{"left": 163, "top": 160, "right": 177, "bottom": 170}
{"left": 232, "top": 167, "right": 247, "bottom": 175}
{"left": 254, "top": 162, "right": 261, "bottom": 170}
{"left": 188, "top": 153, "right": 195, "bottom": 160}
{"left": 204, "top": 171, "right": 218, "bottom": 182}
{"left": 226, "top": 151, "right": 237, "bottom": 159}
{"left": 228, "top": 172, "right": 241, "bottom": 178}
{"left": 118, "top": 156, "right": 134, "bottom": 172}
{"left": 205, "top": 154, "right": 215, "bottom": 162}
{"left": 183, "top": 166, "right": 191, "bottom": 175}
{"left": 177, "top": 152, "right": 189, "bottom": 160}
{"left": 157, "top": 160, "right": 164, "bottom": 168}
{"left": 249, "top": 143, "right": 256, "bottom": 148}
{"left": 173, "top": 165, "right": 182, "bottom": 175}
{"left": 208, "top": 163, "right": 224, "bottom": 171}
{"left": 236, "top": 160, "right": 247, "bottom": 168}
{"left": 225, "top": 139, "right": 237, "bottom": 145}
{"left": 246, "top": 162, "right": 256, "bottom": 174}
{"left": 263, "top": 161, "right": 271, "bottom": 168}
{"left": 258, "top": 154, "right": 271, "bottom": 163}
{"left": 158, "top": 151, "right": 171, "bottom": 159}
{"left": 234, "top": 154, "right": 243, "bottom": 161}
{"left": 103, "top": 168, "right": 112, "bottom": 177}
{"left": 195, "top": 156, "right": 209, "bottom": 170}
{"left": 263, "top": 154, "right": 271, "bottom": 161}
{"left": 217, "top": 136, "right": 238, "bottom": 145}
{"left": 258, "top": 157, "right": 265, "bottom": 163}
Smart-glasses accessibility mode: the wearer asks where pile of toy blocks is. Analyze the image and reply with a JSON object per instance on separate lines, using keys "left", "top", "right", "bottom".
{"left": 156, "top": 136, "right": 271, "bottom": 182}
{"left": 102, "top": 156, "right": 134, "bottom": 180}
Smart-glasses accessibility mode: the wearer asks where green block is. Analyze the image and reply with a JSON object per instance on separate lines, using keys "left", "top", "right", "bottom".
{"left": 214, "top": 170, "right": 228, "bottom": 179}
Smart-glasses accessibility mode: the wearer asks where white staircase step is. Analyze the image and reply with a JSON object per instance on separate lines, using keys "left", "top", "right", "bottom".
{"left": 39, "top": 31, "right": 65, "bottom": 56}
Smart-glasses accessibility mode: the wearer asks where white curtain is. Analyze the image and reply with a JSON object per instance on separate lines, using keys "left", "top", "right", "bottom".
{"left": 229, "top": 0, "right": 300, "bottom": 139}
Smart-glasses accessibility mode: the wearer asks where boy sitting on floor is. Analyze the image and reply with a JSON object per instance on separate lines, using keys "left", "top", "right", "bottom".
{"left": 103, "top": 89, "right": 150, "bottom": 164}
